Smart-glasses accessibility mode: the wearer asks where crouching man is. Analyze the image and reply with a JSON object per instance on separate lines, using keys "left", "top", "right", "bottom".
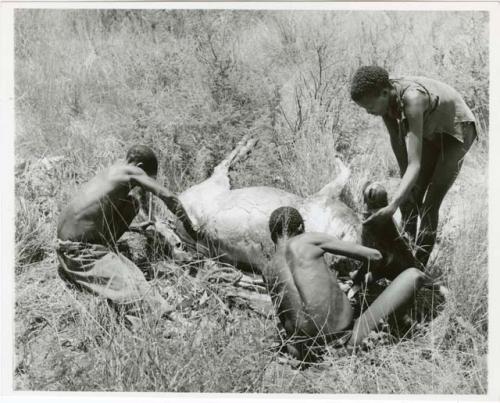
{"left": 264, "top": 206, "right": 430, "bottom": 362}
{"left": 56, "top": 145, "right": 198, "bottom": 321}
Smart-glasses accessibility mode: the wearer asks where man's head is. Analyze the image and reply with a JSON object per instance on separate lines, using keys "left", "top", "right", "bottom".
{"left": 269, "top": 206, "right": 305, "bottom": 244}
{"left": 350, "top": 66, "right": 392, "bottom": 117}
{"left": 362, "top": 181, "right": 388, "bottom": 211}
{"left": 126, "top": 145, "right": 158, "bottom": 177}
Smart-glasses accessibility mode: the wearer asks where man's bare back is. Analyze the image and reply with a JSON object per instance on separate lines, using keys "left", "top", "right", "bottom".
{"left": 57, "top": 163, "right": 144, "bottom": 245}
{"left": 266, "top": 206, "right": 433, "bottom": 362}
{"left": 55, "top": 145, "right": 198, "bottom": 319}
{"left": 270, "top": 233, "right": 383, "bottom": 338}
{"left": 265, "top": 207, "right": 382, "bottom": 360}
{"left": 58, "top": 150, "right": 198, "bottom": 246}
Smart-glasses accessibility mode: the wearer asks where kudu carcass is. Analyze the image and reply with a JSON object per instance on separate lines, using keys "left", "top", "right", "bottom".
{"left": 161, "top": 135, "right": 377, "bottom": 275}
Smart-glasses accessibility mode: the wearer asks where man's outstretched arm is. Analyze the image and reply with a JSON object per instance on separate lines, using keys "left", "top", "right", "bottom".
{"left": 314, "top": 234, "right": 382, "bottom": 263}
{"left": 157, "top": 192, "right": 200, "bottom": 242}
{"left": 129, "top": 171, "right": 201, "bottom": 241}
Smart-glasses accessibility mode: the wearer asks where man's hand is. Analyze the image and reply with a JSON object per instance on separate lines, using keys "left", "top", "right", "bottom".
{"left": 129, "top": 220, "right": 155, "bottom": 233}
{"left": 366, "top": 248, "right": 383, "bottom": 262}
{"left": 362, "top": 204, "right": 397, "bottom": 225}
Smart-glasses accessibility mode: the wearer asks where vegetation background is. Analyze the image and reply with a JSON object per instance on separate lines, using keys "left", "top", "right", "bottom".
{"left": 14, "top": 9, "right": 488, "bottom": 393}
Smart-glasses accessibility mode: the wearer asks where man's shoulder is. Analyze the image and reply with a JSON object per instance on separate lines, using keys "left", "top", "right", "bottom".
{"left": 400, "top": 84, "right": 429, "bottom": 104}
{"left": 287, "top": 233, "right": 309, "bottom": 249}
{"left": 399, "top": 89, "right": 429, "bottom": 116}
{"left": 287, "top": 233, "right": 325, "bottom": 253}
{"left": 70, "top": 164, "right": 128, "bottom": 202}
{"left": 404, "top": 75, "right": 459, "bottom": 96}
{"left": 284, "top": 235, "right": 326, "bottom": 263}
{"left": 402, "top": 75, "right": 443, "bottom": 86}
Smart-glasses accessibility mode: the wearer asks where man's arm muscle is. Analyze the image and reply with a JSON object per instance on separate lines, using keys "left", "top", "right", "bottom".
{"left": 129, "top": 171, "right": 201, "bottom": 241}
{"left": 302, "top": 233, "right": 382, "bottom": 262}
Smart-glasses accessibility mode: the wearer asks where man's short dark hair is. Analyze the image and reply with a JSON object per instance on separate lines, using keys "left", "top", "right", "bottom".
{"left": 269, "top": 207, "right": 305, "bottom": 243}
{"left": 362, "top": 181, "right": 388, "bottom": 210}
{"left": 350, "top": 66, "right": 390, "bottom": 102}
{"left": 126, "top": 145, "right": 158, "bottom": 177}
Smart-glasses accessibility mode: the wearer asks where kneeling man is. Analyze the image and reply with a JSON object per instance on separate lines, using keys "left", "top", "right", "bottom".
{"left": 265, "top": 206, "right": 430, "bottom": 361}
{"left": 57, "top": 145, "right": 198, "bottom": 320}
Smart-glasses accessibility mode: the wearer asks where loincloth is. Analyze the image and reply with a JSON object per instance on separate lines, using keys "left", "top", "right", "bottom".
{"left": 427, "top": 121, "right": 478, "bottom": 150}
{"left": 56, "top": 239, "right": 166, "bottom": 312}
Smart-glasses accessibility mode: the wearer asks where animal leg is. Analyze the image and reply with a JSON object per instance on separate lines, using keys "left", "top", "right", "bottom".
{"left": 182, "top": 134, "right": 259, "bottom": 198}
{"left": 212, "top": 134, "right": 259, "bottom": 178}
{"left": 315, "top": 156, "right": 350, "bottom": 200}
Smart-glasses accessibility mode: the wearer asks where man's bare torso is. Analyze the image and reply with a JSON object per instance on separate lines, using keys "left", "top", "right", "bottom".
{"left": 266, "top": 234, "right": 354, "bottom": 340}
{"left": 57, "top": 163, "right": 141, "bottom": 246}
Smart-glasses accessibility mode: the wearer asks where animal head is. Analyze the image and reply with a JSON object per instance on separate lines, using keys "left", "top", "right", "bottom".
{"left": 152, "top": 219, "right": 192, "bottom": 262}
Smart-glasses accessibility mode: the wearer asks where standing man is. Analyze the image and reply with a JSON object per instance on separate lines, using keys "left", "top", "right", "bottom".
{"left": 350, "top": 66, "right": 477, "bottom": 267}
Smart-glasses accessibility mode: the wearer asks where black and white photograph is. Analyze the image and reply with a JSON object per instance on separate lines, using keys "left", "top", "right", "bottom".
{"left": 2, "top": 3, "right": 495, "bottom": 397}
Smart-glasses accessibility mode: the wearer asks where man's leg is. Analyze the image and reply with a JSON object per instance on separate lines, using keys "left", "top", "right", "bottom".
{"left": 416, "top": 130, "right": 474, "bottom": 267}
{"left": 348, "top": 268, "right": 428, "bottom": 347}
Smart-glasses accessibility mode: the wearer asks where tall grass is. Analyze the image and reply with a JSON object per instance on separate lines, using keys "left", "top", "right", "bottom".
{"left": 14, "top": 9, "right": 488, "bottom": 393}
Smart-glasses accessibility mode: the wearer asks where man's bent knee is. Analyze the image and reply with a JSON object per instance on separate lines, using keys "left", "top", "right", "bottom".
{"left": 400, "top": 267, "right": 427, "bottom": 287}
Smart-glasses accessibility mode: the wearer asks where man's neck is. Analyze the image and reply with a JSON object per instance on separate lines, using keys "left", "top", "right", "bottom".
{"left": 275, "top": 237, "right": 289, "bottom": 250}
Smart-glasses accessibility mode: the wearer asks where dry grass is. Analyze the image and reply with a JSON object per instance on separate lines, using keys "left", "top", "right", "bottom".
{"left": 14, "top": 9, "right": 488, "bottom": 393}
